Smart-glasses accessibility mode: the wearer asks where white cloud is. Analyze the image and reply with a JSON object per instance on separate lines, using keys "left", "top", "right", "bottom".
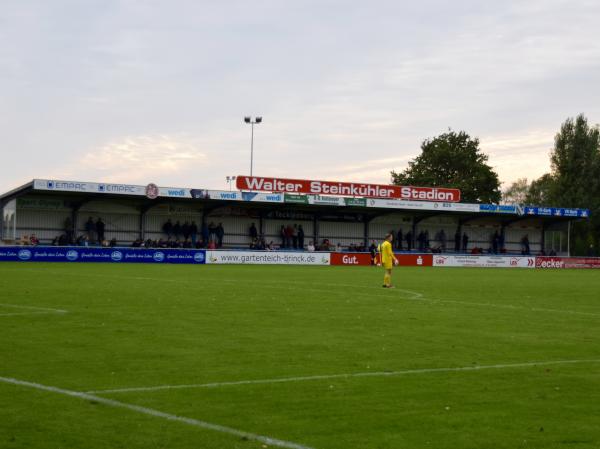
{"left": 64, "top": 135, "right": 208, "bottom": 183}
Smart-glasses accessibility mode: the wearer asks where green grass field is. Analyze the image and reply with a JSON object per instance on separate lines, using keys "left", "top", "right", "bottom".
{"left": 1, "top": 262, "right": 599, "bottom": 449}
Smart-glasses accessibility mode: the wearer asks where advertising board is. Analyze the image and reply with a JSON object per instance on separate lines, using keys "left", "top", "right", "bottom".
{"left": 432, "top": 255, "right": 535, "bottom": 268}
{"left": 330, "top": 253, "right": 372, "bottom": 266}
{"left": 236, "top": 175, "right": 461, "bottom": 202}
{"left": 34, "top": 179, "right": 147, "bottom": 196}
{"left": 0, "top": 247, "right": 206, "bottom": 264}
{"left": 536, "top": 257, "right": 600, "bottom": 269}
{"left": 206, "top": 250, "right": 331, "bottom": 265}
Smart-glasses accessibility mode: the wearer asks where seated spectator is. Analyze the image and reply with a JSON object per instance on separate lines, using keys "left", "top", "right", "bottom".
{"left": 207, "top": 240, "right": 217, "bottom": 249}
{"left": 307, "top": 241, "right": 316, "bottom": 252}
{"left": 29, "top": 234, "right": 39, "bottom": 246}
{"left": 109, "top": 238, "right": 117, "bottom": 247}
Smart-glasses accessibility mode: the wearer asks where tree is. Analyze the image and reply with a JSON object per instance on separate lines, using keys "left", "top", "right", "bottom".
{"left": 525, "top": 174, "right": 557, "bottom": 206}
{"left": 502, "top": 178, "right": 530, "bottom": 204}
{"left": 528, "top": 114, "right": 600, "bottom": 255}
{"left": 391, "top": 130, "right": 501, "bottom": 203}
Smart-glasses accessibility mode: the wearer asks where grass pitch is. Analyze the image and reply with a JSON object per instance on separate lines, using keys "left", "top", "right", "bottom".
{"left": 1, "top": 262, "right": 599, "bottom": 449}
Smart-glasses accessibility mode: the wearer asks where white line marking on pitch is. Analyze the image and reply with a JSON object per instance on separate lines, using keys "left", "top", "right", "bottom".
{"left": 0, "top": 376, "right": 315, "bottom": 449}
{"left": 86, "top": 359, "right": 600, "bottom": 395}
{"left": 0, "top": 303, "right": 68, "bottom": 316}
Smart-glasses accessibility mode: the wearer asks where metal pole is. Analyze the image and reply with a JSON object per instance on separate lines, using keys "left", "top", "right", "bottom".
{"left": 250, "top": 123, "right": 254, "bottom": 176}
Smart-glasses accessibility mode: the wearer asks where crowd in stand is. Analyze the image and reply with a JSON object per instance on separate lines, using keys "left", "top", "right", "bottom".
{"left": 25, "top": 216, "right": 540, "bottom": 256}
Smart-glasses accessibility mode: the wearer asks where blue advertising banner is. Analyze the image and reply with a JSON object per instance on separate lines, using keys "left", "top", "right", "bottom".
{"left": 479, "top": 204, "right": 518, "bottom": 214}
{"left": 0, "top": 247, "right": 206, "bottom": 264}
{"left": 523, "top": 207, "right": 590, "bottom": 218}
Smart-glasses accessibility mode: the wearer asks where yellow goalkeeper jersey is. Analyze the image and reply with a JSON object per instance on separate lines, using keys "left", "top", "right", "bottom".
{"left": 381, "top": 240, "right": 395, "bottom": 264}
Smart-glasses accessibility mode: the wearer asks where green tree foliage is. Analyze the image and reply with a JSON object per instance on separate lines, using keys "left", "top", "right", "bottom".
{"left": 502, "top": 178, "right": 530, "bottom": 204}
{"left": 391, "top": 130, "right": 501, "bottom": 203}
{"left": 528, "top": 114, "right": 600, "bottom": 255}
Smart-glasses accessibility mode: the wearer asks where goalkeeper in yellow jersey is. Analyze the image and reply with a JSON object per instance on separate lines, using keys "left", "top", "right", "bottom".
{"left": 381, "top": 233, "right": 399, "bottom": 288}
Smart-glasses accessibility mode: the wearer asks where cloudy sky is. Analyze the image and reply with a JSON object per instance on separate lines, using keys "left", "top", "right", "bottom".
{"left": 1, "top": 0, "right": 599, "bottom": 194}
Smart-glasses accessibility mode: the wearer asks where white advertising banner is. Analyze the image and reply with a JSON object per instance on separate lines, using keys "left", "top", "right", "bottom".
{"left": 158, "top": 187, "right": 192, "bottom": 198}
{"left": 241, "top": 192, "right": 285, "bottom": 203}
{"left": 34, "top": 179, "right": 147, "bottom": 195}
{"left": 206, "top": 250, "right": 331, "bottom": 265}
{"left": 307, "top": 195, "right": 346, "bottom": 206}
{"left": 432, "top": 255, "right": 535, "bottom": 268}
{"left": 367, "top": 198, "right": 480, "bottom": 212}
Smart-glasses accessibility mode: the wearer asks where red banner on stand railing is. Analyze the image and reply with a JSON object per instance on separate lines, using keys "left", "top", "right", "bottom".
{"left": 236, "top": 176, "right": 461, "bottom": 202}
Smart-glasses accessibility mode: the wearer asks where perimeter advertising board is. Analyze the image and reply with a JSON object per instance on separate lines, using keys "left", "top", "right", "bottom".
{"left": 237, "top": 176, "right": 461, "bottom": 202}
{"left": 536, "top": 257, "right": 600, "bottom": 269}
{"left": 206, "top": 250, "right": 331, "bottom": 265}
{"left": 0, "top": 247, "right": 206, "bottom": 264}
{"left": 433, "top": 255, "right": 535, "bottom": 268}
{"left": 330, "top": 253, "right": 432, "bottom": 266}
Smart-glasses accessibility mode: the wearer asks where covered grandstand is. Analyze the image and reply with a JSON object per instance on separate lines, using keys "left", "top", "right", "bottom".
{"left": 1, "top": 177, "right": 590, "bottom": 257}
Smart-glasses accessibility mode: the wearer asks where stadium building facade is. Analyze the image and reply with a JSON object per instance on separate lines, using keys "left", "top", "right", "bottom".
{"left": 0, "top": 177, "right": 589, "bottom": 257}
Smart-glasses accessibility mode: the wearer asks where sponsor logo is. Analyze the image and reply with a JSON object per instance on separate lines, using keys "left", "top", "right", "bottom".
{"left": 166, "top": 189, "right": 186, "bottom": 197}
{"left": 153, "top": 251, "right": 165, "bottom": 262}
{"left": 47, "top": 181, "right": 55, "bottom": 189}
{"left": 417, "top": 256, "right": 423, "bottom": 265}
{"left": 434, "top": 256, "right": 447, "bottom": 265}
{"left": 193, "top": 252, "right": 205, "bottom": 263}
{"left": 18, "top": 249, "right": 32, "bottom": 260}
{"left": 146, "top": 183, "right": 159, "bottom": 199}
{"left": 536, "top": 258, "right": 565, "bottom": 269}
{"left": 66, "top": 250, "right": 79, "bottom": 261}
{"left": 110, "top": 251, "right": 123, "bottom": 262}
{"left": 342, "top": 255, "right": 358, "bottom": 264}
{"left": 218, "top": 192, "right": 238, "bottom": 200}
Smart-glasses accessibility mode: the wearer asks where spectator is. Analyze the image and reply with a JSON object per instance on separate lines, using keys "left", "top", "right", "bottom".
{"left": 521, "top": 235, "right": 530, "bottom": 255}
{"left": 454, "top": 229, "right": 461, "bottom": 252}
{"left": 285, "top": 224, "right": 294, "bottom": 249}
{"left": 396, "top": 228, "right": 403, "bottom": 251}
{"left": 405, "top": 230, "right": 412, "bottom": 251}
{"left": 417, "top": 231, "right": 426, "bottom": 252}
{"left": 298, "top": 225, "right": 305, "bottom": 250}
{"left": 85, "top": 217, "right": 96, "bottom": 241}
{"left": 201, "top": 221, "right": 209, "bottom": 244}
{"left": 182, "top": 222, "right": 191, "bottom": 241}
{"left": 162, "top": 219, "right": 173, "bottom": 239}
{"left": 280, "top": 225, "right": 286, "bottom": 248}
{"left": 96, "top": 217, "right": 105, "bottom": 245}
{"left": 207, "top": 240, "right": 217, "bottom": 249}
{"left": 439, "top": 229, "right": 446, "bottom": 252}
{"left": 208, "top": 222, "right": 217, "bottom": 242}
{"left": 64, "top": 216, "right": 74, "bottom": 243}
{"left": 109, "top": 237, "right": 117, "bottom": 247}
{"left": 462, "top": 232, "right": 469, "bottom": 252}
{"left": 249, "top": 223, "right": 258, "bottom": 240}
{"left": 369, "top": 241, "right": 377, "bottom": 265}
{"left": 29, "top": 234, "right": 40, "bottom": 246}
{"left": 190, "top": 221, "right": 198, "bottom": 246}
{"left": 492, "top": 230, "right": 499, "bottom": 254}
{"left": 173, "top": 221, "right": 182, "bottom": 240}
{"left": 292, "top": 224, "right": 298, "bottom": 249}
{"left": 216, "top": 223, "right": 224, "bottom": 248}
{"left": 307, "top": 241, "right": 315, "bottom": 252}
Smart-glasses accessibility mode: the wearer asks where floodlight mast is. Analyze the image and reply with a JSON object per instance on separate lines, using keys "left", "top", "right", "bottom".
{"left": 244, "top": 116, "right": 262, "bottom": 176}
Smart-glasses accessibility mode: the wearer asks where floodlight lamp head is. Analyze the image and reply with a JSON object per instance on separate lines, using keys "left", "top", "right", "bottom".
{"left": 244, "top": 117, "right": 251, "bottom": 123}
{"left": 256, "top": 117, "right": 262, "bottom": 123}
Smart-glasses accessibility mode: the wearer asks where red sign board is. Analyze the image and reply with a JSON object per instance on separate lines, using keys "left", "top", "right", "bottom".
{"left": 330, "top": 252, "right": 433, "bottom": 267}
{"left": 236, "top": 176, "right": 461, "bottom": 202}
{"left": 536, "top": 257, "right": 600, "bottom": 269}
